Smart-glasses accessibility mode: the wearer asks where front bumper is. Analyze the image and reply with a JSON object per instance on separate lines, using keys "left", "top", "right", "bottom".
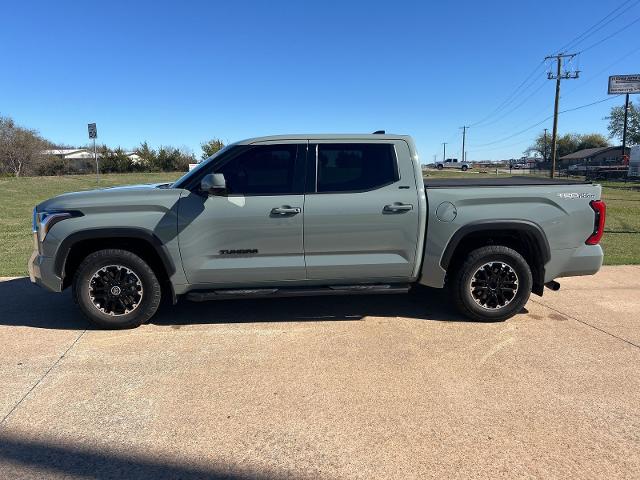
{"left": 29, "top": 250, "right": 63, "bottom": 292}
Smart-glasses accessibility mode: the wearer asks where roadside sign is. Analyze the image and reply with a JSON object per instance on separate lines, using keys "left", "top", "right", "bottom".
{"left": 88, "top": 123, "right": 97, "bottom": 139}
{"left": 608, "top": 75, "right": 640, "bottom": 94}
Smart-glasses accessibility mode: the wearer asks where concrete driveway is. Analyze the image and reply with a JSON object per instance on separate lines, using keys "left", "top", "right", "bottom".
{"left": 1, "top": 266, "right": 639, "bottom": 479}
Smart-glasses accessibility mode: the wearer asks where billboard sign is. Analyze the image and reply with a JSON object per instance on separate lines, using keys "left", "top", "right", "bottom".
{"left": 608, "top": 75, "right": 640, "bottom": 94}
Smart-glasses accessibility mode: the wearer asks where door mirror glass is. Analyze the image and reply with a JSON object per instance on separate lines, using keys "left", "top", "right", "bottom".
{"left": 201, "top": 173, "right": 227, "bottom": 195}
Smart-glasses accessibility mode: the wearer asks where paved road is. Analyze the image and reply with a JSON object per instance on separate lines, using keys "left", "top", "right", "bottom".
{"left": 1, "top": 267, "right": 639, "bottom": 479}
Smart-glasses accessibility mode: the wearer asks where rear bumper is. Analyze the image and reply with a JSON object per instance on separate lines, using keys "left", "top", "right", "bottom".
{"left": 29, "top": 250, "right": 63, "bottom": 292}
{"left": 544, "top": 244, "right": 604, "bottom": 282}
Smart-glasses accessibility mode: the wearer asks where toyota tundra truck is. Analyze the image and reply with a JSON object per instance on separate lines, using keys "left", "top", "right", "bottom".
{"left": 29, "top": 133, "right": 605, "bottom": 328}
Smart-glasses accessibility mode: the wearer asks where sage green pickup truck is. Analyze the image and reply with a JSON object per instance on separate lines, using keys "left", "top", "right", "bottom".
{"left": 30, "top": 133, "right": 605, "bottom": 328}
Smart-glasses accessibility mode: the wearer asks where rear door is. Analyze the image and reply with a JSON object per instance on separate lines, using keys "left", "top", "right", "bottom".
{"left": 178, "top": 142, "right": 307, "bottom": 286}
{"left": 303, "top": 140, "right": 420, "bottom": 281}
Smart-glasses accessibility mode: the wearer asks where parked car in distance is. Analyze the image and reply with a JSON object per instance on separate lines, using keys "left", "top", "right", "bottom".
{"left": 436, "top": 158, "right": 471, "bottom": 171}
{"left": 30, "top": 133, "right": 605, "bottom": 328}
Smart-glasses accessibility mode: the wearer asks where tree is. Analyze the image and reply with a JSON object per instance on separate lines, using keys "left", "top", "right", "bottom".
{"left": 135, "top": 142, "right": 194, "bottom": 172}
{"left": 100, "top": 147, "right": 137, "bottom": 173}
{"left": 525, "top": 131, "right": 609, "bottom": 159}
{"left": 0, "top": 116, "right": 50, "bottom": 176}
{"left": 577, "top": 133, "right": 610, "bottom": 150}
{"left": 606, "top": 100, "right": 640, "bottom": 146}
{"left": 201, "top": 138, "right": 225, "bottom": 160}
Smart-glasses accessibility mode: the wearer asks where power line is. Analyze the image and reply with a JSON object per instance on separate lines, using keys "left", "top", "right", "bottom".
{"left": 558, "top": 0, "right": 640, "bottom": 53}
{"left": 469, "top": 95, "right": 621, "bottom": 148}
{"left": 564, "top": 44, "right": 640, "bottom": 96}
{"left": 468, "top": 0, "right": 639, "bottom": 131}
{"left": 473, "top": 78, "right": 549, "bottom": 129}
{"left": 469, "top": 61, "right": 547, "bottom": 127}
{"left": 450, "top": 0, "right": 639, "bottom": 156}
{"left": 578, "top": 15, "right": 640, "bottom": 54}
{"left": 560, "top": 94, "right": 623, "bottom": 114}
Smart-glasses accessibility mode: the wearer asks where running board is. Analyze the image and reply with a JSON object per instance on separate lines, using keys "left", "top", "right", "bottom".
{"left": 186, "top": 284, "right": 410, "bottom": 302}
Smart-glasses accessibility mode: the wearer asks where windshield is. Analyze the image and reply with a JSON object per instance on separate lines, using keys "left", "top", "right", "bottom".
{"left": 171, "top": 144, "right": 235, "bottom": 188}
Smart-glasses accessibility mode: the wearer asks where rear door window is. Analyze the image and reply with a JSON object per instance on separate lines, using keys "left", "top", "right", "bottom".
{"left": 316, "top": 144, "right": 397, "bottom": 193}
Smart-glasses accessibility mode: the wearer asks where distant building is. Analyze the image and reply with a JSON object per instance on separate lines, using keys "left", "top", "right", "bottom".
{"left": 559, "top": 146, "right": 630, "bottom": 167}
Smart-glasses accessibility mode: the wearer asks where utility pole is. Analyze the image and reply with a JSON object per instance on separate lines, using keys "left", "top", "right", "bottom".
{"left": 622, "top": 93, "right": 630, "bottom": 163}
{"left": 545, "top": 53, "right": 579, "bottom": 178}
{"left": 442, "top": 142, "right": 448, "bottom": 162}
{"left": 460, "top": 126, "right": 469, "bottom": 163}
{"left": 543, "top": 128, "right": 548, "bottom": 162}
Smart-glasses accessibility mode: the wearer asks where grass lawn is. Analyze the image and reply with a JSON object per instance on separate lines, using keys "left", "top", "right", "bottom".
{"left": 0, "top": 173, "right": 181, "bottom": 277}
{"left": 0, "top": 172, "right": 638, "bottom": 277}
{"left": 600, "top": 184, "right": 640, "bottom": 265}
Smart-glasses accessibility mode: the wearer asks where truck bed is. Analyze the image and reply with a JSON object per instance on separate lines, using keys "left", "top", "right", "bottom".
{"left": 423, "top": 176, "right": 590, "bottom": 188}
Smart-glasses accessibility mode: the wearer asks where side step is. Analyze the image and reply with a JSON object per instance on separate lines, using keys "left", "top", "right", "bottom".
{"left": 186, "top": 284, "right": 410, "bottom": 302}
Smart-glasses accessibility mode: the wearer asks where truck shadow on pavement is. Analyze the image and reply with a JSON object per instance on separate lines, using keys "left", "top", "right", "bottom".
{"left": 0, "top": 432, "right": 272, "bottom": 480}
{"left": 1, "top": 278, "right": 518, "bottom": 329}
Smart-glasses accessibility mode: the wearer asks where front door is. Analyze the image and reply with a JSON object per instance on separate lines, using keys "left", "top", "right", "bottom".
{"left": 178, "top": 142, "right": 307, "bottom": 286}
{"left": 303, "top": 140, "right": 420, "bottom": 281}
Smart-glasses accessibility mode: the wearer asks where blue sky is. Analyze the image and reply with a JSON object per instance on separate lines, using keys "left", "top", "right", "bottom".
{"left": 1, "top": 0, "right": 639, "bottom": 161}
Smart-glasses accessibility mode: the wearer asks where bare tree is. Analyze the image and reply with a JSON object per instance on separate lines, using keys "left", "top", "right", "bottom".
{"left": 0, "top": 116, "right": 50, "bottom": 176}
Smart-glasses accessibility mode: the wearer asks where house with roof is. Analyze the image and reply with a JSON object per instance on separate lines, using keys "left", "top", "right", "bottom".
{"left": 559, "top": 146, "right": 630, "bottom": 168}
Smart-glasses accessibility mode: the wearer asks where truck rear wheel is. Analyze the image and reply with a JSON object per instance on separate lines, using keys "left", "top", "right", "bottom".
{"left": 437, "top": 164, "right": 444, "bottom": 170}
{"left": 450, "top": 245, "right": 532, "bottom": 322}
{"left": 72, "top": 249, "right": 162, "bottom": 329}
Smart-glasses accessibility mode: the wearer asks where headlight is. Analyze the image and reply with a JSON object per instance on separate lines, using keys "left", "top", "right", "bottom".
{"left": 34, "top": 210, "right": 81, "bottom": 242}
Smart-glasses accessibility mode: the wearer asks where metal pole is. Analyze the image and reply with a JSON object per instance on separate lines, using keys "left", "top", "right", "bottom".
{"left": 442, "top": 142, "right": 447, "bottom": 162}
{"left": 94, "top": 138, "right": 98, "bottom": 183}
{"left": 550, "top": 56, "right": 562, "bottom": 179}
{"left": 461, "top": 126, "right": 468, "bottom": 163}
{"left": 622, "top": 93, "right": 630, "bottom": 162}
{"left": 543, "top": 128, "right": 548, "bottom": 162}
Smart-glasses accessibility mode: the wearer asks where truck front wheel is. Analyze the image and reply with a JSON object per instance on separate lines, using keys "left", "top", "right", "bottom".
{"left": 72, "top": 249, "right": 162, "bottom": 329}
{"left": 450, "top": 245, "right": 532, "bottom": 322}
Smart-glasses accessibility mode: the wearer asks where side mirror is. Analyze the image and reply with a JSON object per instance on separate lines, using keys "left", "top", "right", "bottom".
{"left": 200, "top": 173, "right": 227, "bottom": 195}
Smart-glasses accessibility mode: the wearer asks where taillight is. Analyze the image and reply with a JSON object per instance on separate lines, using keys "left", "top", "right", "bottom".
{"left": 586, "top": 200, "right": 606, "bottom": 245}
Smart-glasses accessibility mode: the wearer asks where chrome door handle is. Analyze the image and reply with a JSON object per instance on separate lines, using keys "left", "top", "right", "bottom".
{"left": 383, "top": 203, "right": 413, "bottom": 213}
{"left": 271, "top": 206, "right": 301, "bottom": 215}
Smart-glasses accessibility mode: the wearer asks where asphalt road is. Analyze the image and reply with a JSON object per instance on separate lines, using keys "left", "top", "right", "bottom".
{"left": 1, "top": 266, "right": 639, "bottom": 479}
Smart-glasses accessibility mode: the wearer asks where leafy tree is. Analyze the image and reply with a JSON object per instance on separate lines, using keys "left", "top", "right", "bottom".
{"left": 577, "top": 133, "right": 610, "bottom": 150}
{"left": 135, "top": 142, "right": 194, "bottom": 172}
{"left": 606, "top": 100, "right": 640, "bottom": 146}
{"left": 525, "top": 131, "right": 609, "bottom": 159}
{"left": 100, "top": 147, "right": 137, "bottom": 173}
{"left": 0, "top": 115, "right": 51, "bottom": 176}
{"left": 201, "top": 138, "right": 225, "bottom": 160}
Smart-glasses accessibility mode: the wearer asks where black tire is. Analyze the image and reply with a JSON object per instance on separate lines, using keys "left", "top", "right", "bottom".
{"left": 450, "top": 245, "right": 532, "bottom": 322}
{"left": 461, "top": 165, "right": 468, "bottom": 171}
{"left": 437, "top": 164, "right": 444, "bottom": 170}
{"left": 72, "top": 249, "right": 162, "bottom": 329}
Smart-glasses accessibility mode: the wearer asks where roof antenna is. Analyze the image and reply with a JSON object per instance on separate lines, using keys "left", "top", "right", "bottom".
{"left": 372, "top": 130, "right": 385, "bottom": 134}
